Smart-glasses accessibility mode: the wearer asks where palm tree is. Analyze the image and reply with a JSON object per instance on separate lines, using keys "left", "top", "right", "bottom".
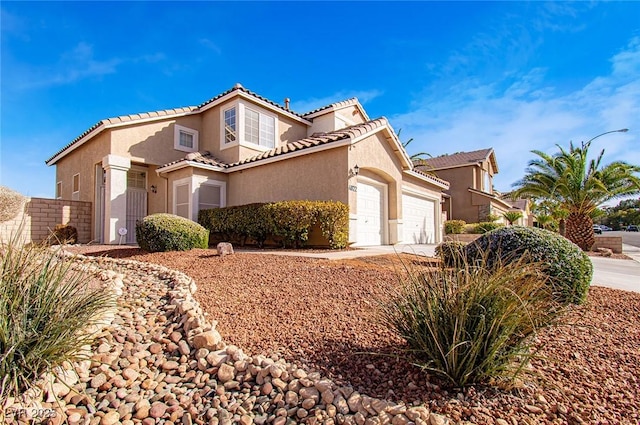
{"left": 512, "top": 132, "right": 640, "bottom": 250}
{"left": 535, "top": 214, "right": 554, "bottom": 230}
{"left": 397, "top": 128, "right": 431, "bottom": 161}
{"left": 503, "top": 211, "right": 523, "bottom": 226}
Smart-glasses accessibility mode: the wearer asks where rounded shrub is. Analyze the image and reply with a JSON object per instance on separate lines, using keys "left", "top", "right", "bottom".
{"left": 136, "top": 213, "right": 209, "bottom": 252}
{"left": 435, "top": 240, "right": 468, "bottom": 267}
{"left": 465, "top": 226, "right": 593, "bottom": 305}
{"left": 444, "top": 220, "right": 466, "bottom": 235}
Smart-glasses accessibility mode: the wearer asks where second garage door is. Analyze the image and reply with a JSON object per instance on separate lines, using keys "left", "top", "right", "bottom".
{"left": 402, "top": 194, "right": 436, "bottom": 244}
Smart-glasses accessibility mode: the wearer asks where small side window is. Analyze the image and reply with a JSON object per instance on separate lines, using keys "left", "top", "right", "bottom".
{"left": 56, "top": 181, "right": 62, "bottom": 199}
{"left": 174, "top": 125, "right": 199, "bottom": 152}
{"left": 72, "top": 174, "right": 80, "bottom": 200}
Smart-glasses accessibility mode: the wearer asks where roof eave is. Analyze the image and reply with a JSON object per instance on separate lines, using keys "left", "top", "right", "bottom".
{"left": 404, "top": 170, "right": 450, "bottom": 190}
{"left": 198, "top": 90, "right": 312, "bottom": 126}
{"left": 46, "top": 122, "right": 106, "bottom": 166}
{"left": 157, "top": 160, "right": 226, "bottom": 175}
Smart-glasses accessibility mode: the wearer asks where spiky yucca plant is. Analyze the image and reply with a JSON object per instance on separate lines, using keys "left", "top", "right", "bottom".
{"left": 380, "top": 253, "right": 563, "bottom": 388}
{"left": 0, "top": 235, "right": 115, "bottom": 402}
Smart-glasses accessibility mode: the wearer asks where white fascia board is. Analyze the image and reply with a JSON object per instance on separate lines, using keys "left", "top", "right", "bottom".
{"left": 157, "top": 160, "right": 226, "bottom": 175}
{"left": 229, "top": 138, "right": 352, "bottom": 172}
{"left": 198, "top": 91, "right": 312, "bottom": 126}
{"left": 404, "top": 170, "right": 450, "bottom": 190}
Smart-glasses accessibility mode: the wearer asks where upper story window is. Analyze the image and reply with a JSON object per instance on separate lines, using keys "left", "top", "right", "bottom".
{"left": 56, "top": 181, "right": 62, "bottom": 200}
{"left": 221, "top": 102, "right": 276, "bottom": 150}
{"left": 174, "top": 124, "right": 199, "bottom": 153}
{"left": 245, "top": 108, "right": 275, "bottom": 148}
{"left": 224, "top": 108, "right": 237, "bottom": 144}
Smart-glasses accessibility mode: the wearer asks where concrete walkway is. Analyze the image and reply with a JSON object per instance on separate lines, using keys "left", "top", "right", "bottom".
{"left": 242, "top": 243, "right": 640, "bottom": 294}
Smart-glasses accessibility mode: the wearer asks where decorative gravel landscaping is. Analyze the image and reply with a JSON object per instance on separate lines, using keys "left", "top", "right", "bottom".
{"left": 53, "top": 245, "right": 640, "bottom": 425}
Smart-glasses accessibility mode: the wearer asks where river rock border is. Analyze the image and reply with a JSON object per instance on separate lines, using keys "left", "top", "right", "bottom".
{"left": 5, "top": 251, "right": 455, "bottom": 425}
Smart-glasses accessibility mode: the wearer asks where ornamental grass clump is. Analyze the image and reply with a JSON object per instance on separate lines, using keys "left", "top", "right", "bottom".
{"left": 380, "top": 253, "right": 562, "bottom": 388}
{"left": 0, "top": 236, "right": 115, "bottom": 402}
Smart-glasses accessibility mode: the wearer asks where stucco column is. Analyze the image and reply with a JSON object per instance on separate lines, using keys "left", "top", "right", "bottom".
{"left": 102, "top": 154, "right": 131, "bottom": 244}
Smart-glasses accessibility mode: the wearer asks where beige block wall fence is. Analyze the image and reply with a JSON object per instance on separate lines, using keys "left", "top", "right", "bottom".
{"left": 0, "top": 198, "right": 92, "bottom": 244}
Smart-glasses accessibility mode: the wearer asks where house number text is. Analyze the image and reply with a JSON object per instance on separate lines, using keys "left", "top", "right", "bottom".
{"left": 348, "top": 185, "right": 358, "bottom": 192}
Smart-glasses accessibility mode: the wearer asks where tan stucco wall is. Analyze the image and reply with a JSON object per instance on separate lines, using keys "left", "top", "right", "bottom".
{"left": 55, "top": 132, "right": 111, "bottom": 203}
{"left": 201, "top": 97, "right": 308, "bottom": 165}
{"left": 430, "top": 166, "right": 480, "bottom": 223}
{"left": 349, "top": 132, "right": 404, "bottom": 220}
{"left": 335, "top": 105, "right": 366, "bottom": 125}
{"left": 227, "top": 148, "right": 349, "bottom": 206}
{"left": 307, "top": 114, "right": 336, "bottom": 134}
{"left": 110, "top": 115, "right": 202, "bottom": 166}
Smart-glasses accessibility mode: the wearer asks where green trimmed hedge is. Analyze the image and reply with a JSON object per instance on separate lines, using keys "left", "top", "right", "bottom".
{"left": 465, "top": 226, "right": 593, "bottom": 305}
{"left": 444, "top": 220, "right": 466, "bottom": 234}
{"left": 136, "top": 213, "right": 209, "bottom": 252}
{"left": 199, "top": 200, "right": 349, "bottom": 249}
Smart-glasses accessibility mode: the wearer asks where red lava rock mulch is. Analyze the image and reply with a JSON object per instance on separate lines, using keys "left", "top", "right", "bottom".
{"left": 68, "top": 246, "right": 640, "bottom": 424}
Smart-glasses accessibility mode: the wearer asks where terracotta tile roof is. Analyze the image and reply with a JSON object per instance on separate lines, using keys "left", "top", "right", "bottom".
{"left": 302, "top": 98, "right": 359, "bottom": 117}
{"left": 414, "top": 148, "right": 494, "bottom": 170}
{"left": 197, "top": 83, "right": 308, "bottom": 118}
{"left": 228, "top": 118, "right": 388, "bottom": 167}
{"left": 46, "top": 84, "right": 307, "bottom": 165}
{"left": 158, "top": 118, "right": 389, "bottom": 172}
{"left": 161, "top": 151, "right": 229, "bottom": 169}
{"left": 45, "top": 106, "right": 198, "bottom": 164}
{"left": 410, "top": 168, "right": 450, "bottom": 188}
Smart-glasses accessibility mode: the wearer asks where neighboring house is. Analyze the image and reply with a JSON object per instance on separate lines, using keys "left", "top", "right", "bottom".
{"left": 46, "top": 84, "right": 449, "bottom": 246}
{"left": 414, "top": 148, "right": 527, "bottom": 225}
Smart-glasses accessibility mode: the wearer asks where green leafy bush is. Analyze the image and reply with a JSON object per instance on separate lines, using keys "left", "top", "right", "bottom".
{"left": 444, "top": 220, "right": 466, "bottom": 234}
{"left": 435, "top": 240, "right": 468, "bottom": 267}
{"left": 465, "top": 226, "right": 593, "bottom": 304}
{"left": 380, "top": 254, "right": 562, "bottom": 388}
{"left": 199, "top": 200, "right": 350, "bottom": 249}
{"left": 47, "top": 224, "right": 78, "bottom": 245}
{"left": 468, "top": 222, "right": 505, "bottom": 234}
{"left": 136, "top": 213, "right": 209, "bottom": 252}
{"left": 316, "top": 201, "right": 350, "bottom": 249}
{"left": 0, "top": 236, "right": 114, "bottom": 401}
{"left": 0, "top": 186, "right": 25, "bottom": 223}
{"left": 270, "top": 201, "right": 316, "bottom": 248}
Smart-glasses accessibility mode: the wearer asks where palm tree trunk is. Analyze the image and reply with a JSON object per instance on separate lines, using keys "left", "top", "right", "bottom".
{"left": 565, "top": 212, "right": 594, "bottom": 251}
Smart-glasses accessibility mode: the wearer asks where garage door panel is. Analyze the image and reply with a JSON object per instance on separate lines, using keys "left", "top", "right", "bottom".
{"left": 402, "top": 194, "right": 435, "bottom": 244}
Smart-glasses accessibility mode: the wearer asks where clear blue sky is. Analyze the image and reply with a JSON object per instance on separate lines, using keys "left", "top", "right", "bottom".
{"left": 2, "top": 1, "right": 639, "bottom": 198}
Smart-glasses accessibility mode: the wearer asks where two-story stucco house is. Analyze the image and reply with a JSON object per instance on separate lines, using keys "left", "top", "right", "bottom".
{"left": 46, "top": 84, "right": 449, "bottom": 246}
{"left": 415, "top": 148, "right": 528, "bottom": 225}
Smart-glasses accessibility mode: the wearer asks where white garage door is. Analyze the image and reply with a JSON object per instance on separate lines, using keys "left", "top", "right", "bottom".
{"left": 402, "top": 194, "right": 436, "bottom": 244}
{"left": 356, "top": 182, "right": 384, "bottom": 245}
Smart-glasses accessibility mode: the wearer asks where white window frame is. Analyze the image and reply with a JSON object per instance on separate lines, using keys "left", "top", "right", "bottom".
{"left": 194, "top": 176, "right": 226, "bottom": 221}
{"left": 223, "top": 106, "right": 238, "bottom": 145}
{"left": 173, "top": 176, "right": 227, "bottom": 222}
{"left": 220, "top": 100, "right": 277, "bottom": 152}
{"left": 72, "top": 174, "right": 80, "bottom": 200}
{"left": 174, "top": 124, "right": 199, "bottom": 153}
{"left": 173, "top": 177, "right": 192, "bottom": 220}
{"left": 56, "top": 181, "right": 62, "bottom": 200}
